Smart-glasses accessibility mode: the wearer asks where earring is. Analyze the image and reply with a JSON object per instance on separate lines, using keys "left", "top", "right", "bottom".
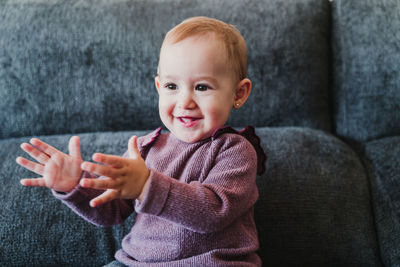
{"left": 235, "top": 103, "right": 240, "bottom": 107}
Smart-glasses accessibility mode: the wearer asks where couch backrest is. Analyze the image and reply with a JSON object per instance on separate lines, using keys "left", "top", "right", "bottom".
{"left": 332, "top": 0, "right": 400, "bottom": 142}
{"left": 0, "top": 0, "right": 332, "bottom": 139}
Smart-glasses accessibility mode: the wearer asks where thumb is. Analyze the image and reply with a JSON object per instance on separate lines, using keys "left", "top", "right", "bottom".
{"left": 128, "top": 136, "right": 140, "bottom": 159}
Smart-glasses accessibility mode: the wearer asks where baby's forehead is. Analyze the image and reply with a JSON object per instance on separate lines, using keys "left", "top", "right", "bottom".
{"left": 163, "top": 32, "right": 225, "bottom": 50}
{"left": 160, "top": 34, "right": 230, "bottom": 63}
{"left": 160, "top": 49, "right": 233, "bottom": 78}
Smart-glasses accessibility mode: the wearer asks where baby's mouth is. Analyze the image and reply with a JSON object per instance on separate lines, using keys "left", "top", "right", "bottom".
{"left": 176, "top": 116, "right": 201, "bottom": 127}
{"left": 179, "top": 117, "right": 197, "bottom": 123}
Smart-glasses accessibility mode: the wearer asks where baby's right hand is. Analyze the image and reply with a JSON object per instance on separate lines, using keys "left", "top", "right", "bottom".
{"left": 16, "top": 136, "right": 83, "bottom": 193}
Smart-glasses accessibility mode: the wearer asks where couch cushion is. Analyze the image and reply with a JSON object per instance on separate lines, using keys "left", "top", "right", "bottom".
{"left": 332, "top": 0, "right": 400, "bottom": 142}
{"left": 0, "top": 0, "right": 331, "bottom": 139}
{"left": 363, "top": 136, "right": 400, "bottom": 267}
{"left": 254, "top": 127, "right": 381, "bottom": 266}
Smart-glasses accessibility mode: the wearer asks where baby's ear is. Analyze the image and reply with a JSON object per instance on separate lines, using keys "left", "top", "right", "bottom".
{"left": 154, "top": 76, "right": 161, "bottom": 92}
{"left": 233, "top": 78, "right": 252, "bottom": 109}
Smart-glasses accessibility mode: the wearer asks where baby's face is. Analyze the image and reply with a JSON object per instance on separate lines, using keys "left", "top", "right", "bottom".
{"left": 155, "top": 34, "right": 238, "bottom": 143}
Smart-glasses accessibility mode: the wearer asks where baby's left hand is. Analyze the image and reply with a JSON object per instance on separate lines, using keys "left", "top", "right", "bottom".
{"left": 80, "top": 136, "right": 150, "bottom": 207}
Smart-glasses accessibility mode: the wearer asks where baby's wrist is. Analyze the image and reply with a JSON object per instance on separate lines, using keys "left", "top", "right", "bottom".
{"left": 137, "top": 172, "right": 151, "bottom": 202}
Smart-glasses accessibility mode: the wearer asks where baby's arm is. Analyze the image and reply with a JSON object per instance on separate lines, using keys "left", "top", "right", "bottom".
{"left": 16, "top": 136, "right": 83, "bottom": 193}
{"left": 79, "top": 136, "right": 150, "bottom": 208}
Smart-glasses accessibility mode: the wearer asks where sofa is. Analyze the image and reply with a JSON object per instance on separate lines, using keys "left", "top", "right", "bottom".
{"left": 1, "top": 0, "right": 399, "bottom": 266}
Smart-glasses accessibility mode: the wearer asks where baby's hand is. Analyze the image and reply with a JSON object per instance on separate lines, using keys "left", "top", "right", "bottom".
{"left": 16, "top": 137, "right": 83, "bottom": 193}
{"left": 80, "top": 136, "right": 150, "bottom": 207}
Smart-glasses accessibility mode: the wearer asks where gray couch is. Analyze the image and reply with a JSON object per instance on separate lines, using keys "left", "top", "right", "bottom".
{"left": 1, "top": 0, "right": 399, "bottom": 266}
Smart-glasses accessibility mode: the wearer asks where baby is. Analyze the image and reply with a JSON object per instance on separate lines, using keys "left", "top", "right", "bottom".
{"left": 16, "top": 16, "right": 265, "bottom": 267}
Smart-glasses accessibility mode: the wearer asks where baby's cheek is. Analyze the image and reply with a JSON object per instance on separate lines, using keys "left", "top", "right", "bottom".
{"left": 209, "top": 106, "right": 231, "bottom": 125}
{"left": 158, "top": 101, "right": 171, "bottom": 115}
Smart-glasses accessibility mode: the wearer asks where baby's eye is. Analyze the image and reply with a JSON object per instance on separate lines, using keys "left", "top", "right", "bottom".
{"left": 165, "top": 83, "right": 177, "bottom": 90}
{"left": 195, "top": 84, "right": 210, "bottom": 91}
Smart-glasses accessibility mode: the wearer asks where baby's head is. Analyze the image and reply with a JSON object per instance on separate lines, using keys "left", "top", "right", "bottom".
{"left": 155, "top": 16, "right": 252, "bottom": 143}
{"left": 161, "top": 16, "right": 248, "bottom": 82}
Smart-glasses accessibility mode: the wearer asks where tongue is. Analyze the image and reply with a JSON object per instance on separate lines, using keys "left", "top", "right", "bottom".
{"left": 181, "top": 117, "right": 196, "bottom": 123}
{"left": 181, "top": 117, "right": 194, "bottom": 123}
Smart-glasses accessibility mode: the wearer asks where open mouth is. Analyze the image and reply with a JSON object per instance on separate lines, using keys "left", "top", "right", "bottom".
{"left": 177, "top": 116, "right": 201, "bottom": 127}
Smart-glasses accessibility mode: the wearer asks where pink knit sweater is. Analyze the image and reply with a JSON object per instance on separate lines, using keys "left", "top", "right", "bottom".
{"left": 54, "top": 127, "right": 263, "bottom": 266}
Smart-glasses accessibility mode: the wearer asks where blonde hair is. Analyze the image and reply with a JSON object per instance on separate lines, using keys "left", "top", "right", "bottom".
{"left": 161, "top": 16, "right": 248, "bottom": 80}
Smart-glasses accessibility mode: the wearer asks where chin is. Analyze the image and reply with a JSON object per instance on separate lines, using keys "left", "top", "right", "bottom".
{"left": 176, "top": 134, "right": 201, "bottom": 143}
{"left": 173, "top": 131, "right": 206, "bottom": 143}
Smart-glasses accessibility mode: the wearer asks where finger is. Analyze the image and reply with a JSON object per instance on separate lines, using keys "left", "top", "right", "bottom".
{"left": 30, "top": 138, "right": 61, "bottom": 157}
{"left": 92, "top": 153, "right": 124, "bottom": 168}
{"left": 20, "top": 143, "right": 50, "bottom": 164}
{"left": 69, "top": 136, "right": 82, "bottom": 160}
{"left": 81, "top": 162, "right": 120, "bottom": 177}
{"left": 16, "top": 156, "right": 45, "bottom": 176}
{"left": 89, "top": 189, "right": 119, "bottom": 207}
{"left": 128, "top": 136, "right": 140, "bottom": 159}
{"left": 80, "top": 177, "right": 121, "bottom": 190}
{"left": 20, "top": 178, "right": 46, "bottom": 187}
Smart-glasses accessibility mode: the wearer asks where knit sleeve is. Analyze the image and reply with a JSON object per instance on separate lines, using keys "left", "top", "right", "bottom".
{"left": 135, "top": 135, "right": 259, "bottom": 233}
{"left": 52, "top": 171, "right": 135, "bottom": 227}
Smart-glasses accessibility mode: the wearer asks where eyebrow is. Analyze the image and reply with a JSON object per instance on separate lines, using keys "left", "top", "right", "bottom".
{"left": 160, "top": 74, "right": 219, "bottom": 85}
{"left": 193, "top": 75, "right": 219, "bottom": 85}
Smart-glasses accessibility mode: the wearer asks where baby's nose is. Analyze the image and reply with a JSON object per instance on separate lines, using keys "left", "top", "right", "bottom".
{"left": 177, "top": 90, "right": 196, "bottom": 109}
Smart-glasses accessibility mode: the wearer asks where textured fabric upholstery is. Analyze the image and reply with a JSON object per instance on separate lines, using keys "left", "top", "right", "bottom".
{"left": 0, "top": 0, "right": 331, "bottom": 139}
{"left": 332, "top": 0, "right": 400, "bottom": 142}
{"left": 255, "top": 127, "right": 380, "bottom": 266}
{"left": 330, "top": 0, "right": 400, "bottom": 264}
{"left": 363, "top": 137, "right": 400, "bottom": 267}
